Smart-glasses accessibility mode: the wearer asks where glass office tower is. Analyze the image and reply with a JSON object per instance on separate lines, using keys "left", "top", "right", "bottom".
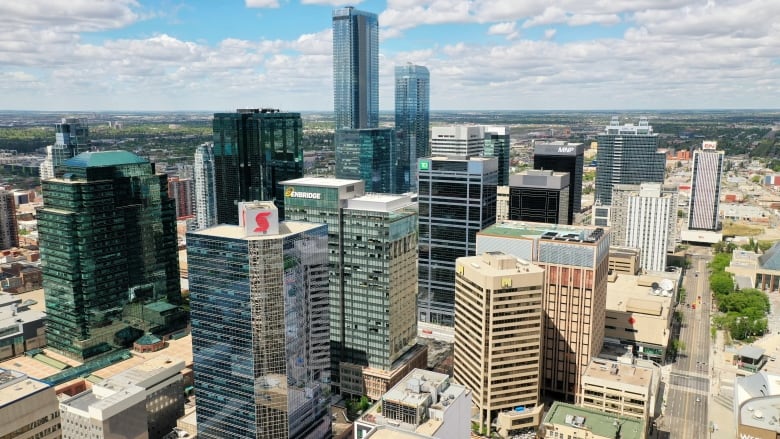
{"left": 41, "top": 118, "right": 90, "bottom": 180}
{"left": 595, "top": 117, "right": 665, "bottom": 206}
{"left": 332, "top": 7, "right": 379, "bottom": 130}
{"left": 335, "top": 128, "right": 397, "bottom": 194}
{"left": 483, "top": 126, "right": 511, "bottom": 186}
{"left": 533, "top": 141, "right": 585, "bottom": 224}
{"left": 188, "top": 204, "right": 331, "bottom": 439}
{"left": 417, "top": 156, "right": 498, "bottom": 326}
{"left": 212, "top": 109, "right": 303, "bottom": 224}
{"left": 395, "top": 64, "right": 430, "bottom": 192}
{"left": 38, "top": 151, "right": 183, "bottom": 360}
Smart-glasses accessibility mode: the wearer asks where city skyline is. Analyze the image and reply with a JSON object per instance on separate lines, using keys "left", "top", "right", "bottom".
{"left": 2, "top": 1, "right": 779, "bottom": 111}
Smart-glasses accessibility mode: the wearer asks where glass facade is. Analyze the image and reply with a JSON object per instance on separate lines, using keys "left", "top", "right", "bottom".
{"left": 595, "top": 117, "right": 665, "bottom": 205}
{"left": 335, "top": 128, "right": 397, "bottom": 194}
{"left": 533, "top": 142, "right": 585, "bottom": 223}
{"left": 52, "top": 118, "right": 89, "bottom": 173}
{"left": 332, "top": 7, "right": 379, "bottom": 130}
{"left": 38, "top": 151, "right": 182, "bottom": 360}
{"left": 483, "top": 126, "right": 510, "bottom": 186}
{"left": 417, "top": 157, "right": 498, "bottom": 326}
{"left": 395, "top": 64, "right": 430, "bottom": 192}
{"left": 212, "top": 109, "right": 303, "bottom": 224}
{"left": 508, "top": 186, "right": 569, "bottom": 224}
{"left": 188, "top": 222, "right": 331, "bottom": 439}
{"left": 194, "top": 143, "right": 218, "bottom": 230}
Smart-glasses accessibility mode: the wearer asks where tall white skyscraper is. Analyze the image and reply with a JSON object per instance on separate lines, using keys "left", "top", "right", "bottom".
{"left": 688, "top": 141, "right": 724, "bottom": 231}
{"left": 193, "top": 143, "right": 217, "bottom": 230}
{"left": 430, "top": 125, "right": 485, "bottom": 157}
{"left": 611, "top": 183, "right": 678, "bottom": 272}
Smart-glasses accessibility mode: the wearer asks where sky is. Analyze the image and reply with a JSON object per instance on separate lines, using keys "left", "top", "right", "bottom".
{"left": 1, "top": 0, "right": 779, "bottom": 111}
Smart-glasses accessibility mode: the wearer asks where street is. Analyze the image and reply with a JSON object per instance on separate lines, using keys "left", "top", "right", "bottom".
{"left": 657, "top": 252, "right": 711, "bottom": 438}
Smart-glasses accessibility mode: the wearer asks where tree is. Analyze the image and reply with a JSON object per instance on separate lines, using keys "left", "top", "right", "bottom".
{"left": 710, "top": 271, "right": 735, "bottom": 297}
{"left": 709, "top": 253, "right": 732, "bottom": 272}
{"left": 751, "top": 175, "right": 761, "bottom": 184}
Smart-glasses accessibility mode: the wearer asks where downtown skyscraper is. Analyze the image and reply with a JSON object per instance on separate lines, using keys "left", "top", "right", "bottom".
{"left": 194, "top": 142, "right": 217, "bottom": 230}
{"left": 595, "top": 117, "right": 665, "bottom": 206}
{"left": 395, "top": 63, "right": 430, "bottom": 192}
{"left": 533, "top": 141, "right": 585, "bottom": 224}
{"left": 688, "top": 141, "right": 724, "bottom": 231}
{"left": 335, "top": 128, "right": 397, "bottom": 194}
{"left": 212, "top": 109, "right": 303, "bottom": 224}
{"left": 188, "top": 203, "right": 331, "bottom": 439}
{"left": 40, "top": 118, "right": 90, "bottom": 180}
{"left": 38, "top": 151, "right": 183, "bottom": 360}
{"left": 332, "top": 7, "right": 378, "bottom": 130}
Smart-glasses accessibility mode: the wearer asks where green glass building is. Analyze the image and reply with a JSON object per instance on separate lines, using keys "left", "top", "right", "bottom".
{"left": 38, "top": 151, "right": 183, "bottom": 360}
{"left": 283, "top": 178, "right": 419, "bottom": 397}
{"left": 212, "top": 109, "right": 303, "bottom": 224}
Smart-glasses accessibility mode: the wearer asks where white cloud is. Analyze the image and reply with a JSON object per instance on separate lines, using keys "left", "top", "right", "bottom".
{"left": 245, "top": 0, "right": 280, "bottom": 8}
{"left": 544, "top": 28, "right": 557, "bottom": 40}
{"left": 487, "top": 21, "right": 514, "bottom": 35}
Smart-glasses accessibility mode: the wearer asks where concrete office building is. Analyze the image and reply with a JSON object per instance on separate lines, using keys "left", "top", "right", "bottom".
{"left": 0, "top": 368, "right": 61, "bottom": 439}
{"left": 0, "top": 189, "right": 18, "bottom": 250}
{"left": 595, "top": 117, "right": 665, "bottom": 206}
{"left": 282, "top": 178, "right": 424, "bottom": 398}
{"left": 332, "top": 7, "right": 378, "bottom": 130}
{"left": 335, "top": 127, "right": 398, "bottom": 194}
{"left": 38, "top": 151, "right": 183, "bottom": 360}
{"left": 60, "top": 357, "right": 185, "bottom": 439}
{"left": 610, "top": 183, "right": 678, "bottom": 273}
{"left": 540, "top": 402, "right": 646, "bottom": 439}
{"left": 483, "top": 126, "right": 511, "bottom": 186}
{"left": 395, "top": 63, "right": 430, "bottom": 193}
{"left": 609, "top": 247, "right": 642, "bottom": 275}
{"left": 354, "top": 369, "right": 471, "bottom": 439}
{"left": 580, "top": 358, "right": 658, "bottom": 424}
{"left": 533, "top": 141, "right": 585, "bottom": 224}
{"left": 212, "top": 109, "right": 303, "bottom": 223}
{"left": 496, "top": 185, "right": 510, "bottom": 221}
{"left": 454, "top": 252, "right": 546, "bottom": 435}
{"left": 430, "top": 126, "right": 485, "bottom": 157}
{"left": 604, "top": 272, "right": 678, "bottom": 363}
{"left": 508, "top": 169, "right": 571, "bottom": 225}
{"left": 687, "top": 141, "right": 724, "bottom": 231}
{"left": 477, "top": 221, "right": 610, "bottom": 402}
{"left": 193, "top": 142, "right": 218, "bottom": 230}
{"left": 187, "top": 203, "right": 331, "bottom": 439}
{"left": 417, "top": 156, "right": 498, "bottom": 326}
{"left": 0, "top": 293, "right": 46, "bottom": 361}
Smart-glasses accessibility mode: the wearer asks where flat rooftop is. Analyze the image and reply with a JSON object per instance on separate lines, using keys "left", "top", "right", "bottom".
{"left": 583, "top": 358, "right": 654, "bottom": 389}
{"left": 383, "top": 369, "right": 452, "bottom": 408}
{"left": 0, "top": 369, "right": 51, "bottom": 408}
{"left": 281, "top": 177, "right": 361, "bottom": 188}
{"left": 606, "top": 273, "right": 675, "bottom": 316}
{"left": 480, "top": 220, "right": 605, "bottom": 242}
{"left": 190, "top": 221, "right": 323, "bottom": 241}
{"left": 458, "top": 252, "right": 544, "bottom": 277}
{"left": 544, "top": 402, "right": 645, "bottom": 439}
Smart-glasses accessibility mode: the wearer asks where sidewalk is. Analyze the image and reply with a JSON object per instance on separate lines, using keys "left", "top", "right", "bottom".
{"left": 709, "top": 329, "right": 738, "bottom": 439}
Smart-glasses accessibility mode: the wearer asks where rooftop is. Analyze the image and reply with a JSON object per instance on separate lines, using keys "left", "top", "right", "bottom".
{"left": 190, "top": 221, "right": 324, "bottom": 241}
{"left": 281, "top": 176, "right": 362, "bottom": 188}
{"left": 0, "top": 369, "right": 50, "bottom": 408}
{"left": 458, "top": 252, "right": 544, "bottom": 277}
{"left": 583, "top": 358, "right": 654, "bottom": 389}
{"left": 479, "top": 220, "right": 606, "bottom": 243}
{"left": 735, "top": 372, "right": 780, "bottom": 432}
{"left": 543, "top": 402, "right": 645, "bottom": 439}
{"left": 65, "top": 151, "right": 148, "bottom": 168}
{"left": 759, "top": 242, "right": 780, "bottom": 271}
{"left": 606, "top": 273, "right": 676, "bottom": 316}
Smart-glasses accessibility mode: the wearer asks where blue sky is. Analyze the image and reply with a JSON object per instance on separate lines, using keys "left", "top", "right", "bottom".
{"left": 0, "top": 0, "right": 779, "bottom": 111}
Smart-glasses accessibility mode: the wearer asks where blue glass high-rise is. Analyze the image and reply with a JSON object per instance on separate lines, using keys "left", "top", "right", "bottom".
{"left": 395, "top": 64, "right": 430, "bottom": 192}
{"left": 332, "top": 7, "right": 379, "bottom": 130}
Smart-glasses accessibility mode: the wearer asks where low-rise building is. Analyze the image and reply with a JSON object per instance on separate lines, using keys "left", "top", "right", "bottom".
{"left": 540, "top": 402, "right": 646, "bottom": 439}
{"left": 59, "top": 357, "right": 185, "bottom": 439}
{"left": 0, "top": 368, "right": 61, "bottom": 439}
{"left": 0, "top": 292, "right": 46, "bottom": 360}
{"left": 580, "top": 358, "right": 659, "bottom": 425}
{"left": 609, "top": 247, "right": 641, "bottom": 275}
{"left": 735, "top": 371, "right": 780, "bottom": 439}
{"left": 727, "top": 244, "right": 780, "bottom": 292}
{"left": 354, "top": 369, "right": 471, "bottom": 439}
{"left": 604, "top": 272, "right": 678, "bottom": 363}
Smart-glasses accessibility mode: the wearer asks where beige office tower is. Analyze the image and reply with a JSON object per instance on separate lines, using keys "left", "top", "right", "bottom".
{"left": 477, "top": 222, "right": 609, "bottom": 402}
{"left": 453, "top": 251, "right": 545, "bottom": 436}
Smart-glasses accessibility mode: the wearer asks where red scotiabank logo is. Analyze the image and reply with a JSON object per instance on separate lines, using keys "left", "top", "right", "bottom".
{"left": 254, "top": 211, "right": 272, "bottom": 232}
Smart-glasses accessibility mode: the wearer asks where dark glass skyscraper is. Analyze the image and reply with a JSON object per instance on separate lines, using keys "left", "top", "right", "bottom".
{"left": 595, "top": 117, "right": 665, "bottom": 206}
{"left": 335, "top": 128, "right": 397, "bottom": 194}
{"left": 332, "top": 7, "right": 378, "bottom": 130}
{"left": 533, "top": 141, "right": 585, "bottom": 224}
{"left": 395, "top": 64, "right": 430, "bottom": 192}
{"left": 417, "top": 156, "right": 498, "bottom": 326}
{"left": 508, "top": 170, "right": 570, "bottom": 225}
{"left": 38, "top": 151, "right": 182, "bottom": 360}
{"left": 483, "top": 126, "right": 511, "bottom": 186}
{"left": 212, "top": 109, "right": 303, "bottom": 223}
